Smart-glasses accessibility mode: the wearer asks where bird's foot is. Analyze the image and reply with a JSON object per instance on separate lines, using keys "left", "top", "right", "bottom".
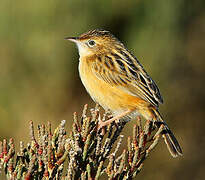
{"left": 97, "top": 117, "right": 119, "bottom": 131}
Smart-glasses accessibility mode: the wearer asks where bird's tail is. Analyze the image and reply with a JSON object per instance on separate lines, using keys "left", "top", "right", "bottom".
{"left": 151, "top": 108, "right": 183, "bottom": 157}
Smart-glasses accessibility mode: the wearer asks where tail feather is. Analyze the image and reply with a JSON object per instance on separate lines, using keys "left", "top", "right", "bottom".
{"left": 162, "top": 125, "right": 183, "bottom": 157}
{"left": 152, "top": 108, "right": 183, "bottom": 157}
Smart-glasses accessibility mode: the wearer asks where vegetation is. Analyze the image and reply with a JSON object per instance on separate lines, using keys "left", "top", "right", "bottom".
{"left": 0, "top": 105, "right": 163, "bottom": 179}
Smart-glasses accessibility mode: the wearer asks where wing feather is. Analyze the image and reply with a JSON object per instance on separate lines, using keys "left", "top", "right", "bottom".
{"left": 92, "top": 52, "right": 163, "bottom": 107}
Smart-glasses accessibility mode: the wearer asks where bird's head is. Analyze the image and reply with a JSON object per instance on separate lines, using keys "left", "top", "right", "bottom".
{"left": 65, "top": 29, "right": 123, "bottom": 57}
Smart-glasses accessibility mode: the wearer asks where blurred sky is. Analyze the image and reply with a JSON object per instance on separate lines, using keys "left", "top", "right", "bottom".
{"left": 0, "top": 0, "right": 205, "bottom": 179}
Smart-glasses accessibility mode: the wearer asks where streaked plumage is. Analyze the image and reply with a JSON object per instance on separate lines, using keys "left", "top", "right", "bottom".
{"left": 66, "top": 29, "right": 182, "bottom": 157}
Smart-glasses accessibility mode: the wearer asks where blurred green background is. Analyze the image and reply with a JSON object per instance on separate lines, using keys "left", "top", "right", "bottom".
{"left": 0, "top": 0, "right": 205, "bottom": 179}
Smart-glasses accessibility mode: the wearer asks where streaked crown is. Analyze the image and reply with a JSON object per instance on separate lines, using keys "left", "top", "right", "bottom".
{"left": 79, "top": 29, "right": 117, "bottom": 41}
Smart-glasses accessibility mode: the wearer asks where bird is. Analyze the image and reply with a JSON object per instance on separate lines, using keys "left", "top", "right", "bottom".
{"left": 65, "top": 29, "right": 182, "bottom": 157}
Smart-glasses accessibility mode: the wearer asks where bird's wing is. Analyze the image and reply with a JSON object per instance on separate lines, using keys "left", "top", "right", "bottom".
{"left": 92, "top": 52, "right": 163, "bottom": 107}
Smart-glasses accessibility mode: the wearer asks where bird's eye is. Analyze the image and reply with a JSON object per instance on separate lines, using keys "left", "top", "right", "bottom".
{"left": 88, "top": 40, "right": 96, "bottom": 47}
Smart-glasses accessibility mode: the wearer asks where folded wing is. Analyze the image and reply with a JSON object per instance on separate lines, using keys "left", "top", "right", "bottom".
{"left": 92, "top": 50, "right": 163, "bottom": 107}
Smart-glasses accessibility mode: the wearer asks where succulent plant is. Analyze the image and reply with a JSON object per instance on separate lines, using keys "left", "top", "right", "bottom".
{"left": 0, "top": 104, "right": 162, "bottom": 179}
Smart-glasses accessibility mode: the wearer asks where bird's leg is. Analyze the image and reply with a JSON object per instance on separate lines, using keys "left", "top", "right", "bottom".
{"left": 98, "top": 110, "right": 132, "bottom": 130}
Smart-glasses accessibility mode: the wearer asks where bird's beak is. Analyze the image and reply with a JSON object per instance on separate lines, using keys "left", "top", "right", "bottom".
{"left": 64, "top": 37, "right": 79, "bottom": 43}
